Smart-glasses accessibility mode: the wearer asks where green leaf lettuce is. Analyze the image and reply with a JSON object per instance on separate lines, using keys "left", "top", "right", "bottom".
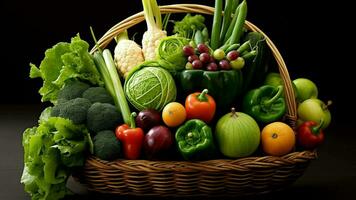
{"left": 21, "top": 116, "right": 93, "bottom": 200}
{"left": 30, "top": 35, "right": 103, "bottom": 103}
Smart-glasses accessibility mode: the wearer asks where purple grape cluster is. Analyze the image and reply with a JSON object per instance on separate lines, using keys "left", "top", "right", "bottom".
{"left": 183, "top": 44, "right": 242, "bottom": 71}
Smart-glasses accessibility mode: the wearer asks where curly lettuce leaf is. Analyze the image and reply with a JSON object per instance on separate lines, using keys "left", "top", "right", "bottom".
{"left": 30, "top": 36, "right": 103, "bottom": 103}
{"left": 39, "top": 107, "right": 53, "bottom": 123}
{"left": 173, "top": 14, "right": 206, "bottom": 39}
{"left": 21, "top": 116, "right": 93, "bottom": 200}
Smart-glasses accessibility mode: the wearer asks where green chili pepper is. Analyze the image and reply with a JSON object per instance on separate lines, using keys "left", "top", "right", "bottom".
{"left": 175, "top": 119, "right": 216, "bottom": 160}
{"left": 242, "top": 85, "right": 286, "bottom": 123}
{"left": 176, "top": 69, "right": 243, "bottom": 111}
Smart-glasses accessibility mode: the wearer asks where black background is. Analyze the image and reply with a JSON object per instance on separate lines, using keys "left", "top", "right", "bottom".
{"left": 0, "top": 0, "right": 342, "bottom": 103}
{"left": 1, "top": 0, "right": 355, "bottom": 199}
{"left": 1, "top": 0, "right": 349, "bottom": 123}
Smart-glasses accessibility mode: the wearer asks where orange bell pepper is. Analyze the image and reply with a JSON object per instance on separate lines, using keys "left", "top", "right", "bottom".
{"left": 185, "top": 89, "right": 216, "bottom": 123}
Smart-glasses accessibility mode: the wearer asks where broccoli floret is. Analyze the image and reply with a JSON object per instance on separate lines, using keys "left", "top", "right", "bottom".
{"left": 51, "top": 105, "right": 61, "bottom": 117}
{"left": 51, "top": 98, "right": 92, "bottom": 124}
{"left": 87, "top": 102, "right": 122, "bottom": 133}
{"left": 57, "top": 80, "right": 90, "bottom": 103}
{"left": 82, "top": 87, "right": 114, "bottom": 104}
{"left": 93, "top": 130, "right": 121, "bottom": 161}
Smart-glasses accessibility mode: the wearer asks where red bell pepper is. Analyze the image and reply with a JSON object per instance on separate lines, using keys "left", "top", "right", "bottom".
{"left": 185, "top": 89, "right": 216, "bottom": 123}
{"left": 297, "top": 120, "right": 325, "bottom": 150}
{"left": 115, "top": 112, "right": 144, "bottom": 159}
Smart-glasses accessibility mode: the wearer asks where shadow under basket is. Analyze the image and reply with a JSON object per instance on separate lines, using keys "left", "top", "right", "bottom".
{"left": 77, "top": 4, "right": 318, "bottom": 197}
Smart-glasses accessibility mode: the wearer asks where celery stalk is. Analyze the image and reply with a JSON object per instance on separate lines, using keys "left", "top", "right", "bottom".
{"left": 102, "top": 50, "right": 131, "bottom": 125}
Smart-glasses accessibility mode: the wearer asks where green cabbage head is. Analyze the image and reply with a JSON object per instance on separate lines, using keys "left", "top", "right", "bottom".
{"left": 156, "top": 36, "right": 189, "bottom": 72}
{"left": 124, "top": 63, "right": 177, "bottom": 111}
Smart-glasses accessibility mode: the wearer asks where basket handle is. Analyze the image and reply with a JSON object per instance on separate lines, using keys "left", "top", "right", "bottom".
{"left": 91, "top": 4, "right": 297, "bottom": 128}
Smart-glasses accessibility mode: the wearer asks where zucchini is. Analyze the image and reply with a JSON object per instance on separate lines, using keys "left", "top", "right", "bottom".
{"left": 241, "top": 32, "right": 271, "bottom": 92}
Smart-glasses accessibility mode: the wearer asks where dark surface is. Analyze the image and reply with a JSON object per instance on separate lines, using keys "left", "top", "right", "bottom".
{"left": 0, "top": 0, "right": 354, "bottom": 199}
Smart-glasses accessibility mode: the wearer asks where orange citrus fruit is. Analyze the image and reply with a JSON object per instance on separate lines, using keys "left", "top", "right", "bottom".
{"left": 162, "top": 102, "right": 186, "bottom": 127}
{"left": 261, "top": 122, "right": 296, "bottom": 156}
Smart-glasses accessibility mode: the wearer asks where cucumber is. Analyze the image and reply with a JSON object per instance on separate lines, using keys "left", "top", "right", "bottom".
{"left": 241, "top": 32, "right": 271, "bottom": 92}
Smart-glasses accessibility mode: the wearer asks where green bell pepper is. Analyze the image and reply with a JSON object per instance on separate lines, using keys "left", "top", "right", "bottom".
{"left": 176, "top": 69, "right": 243, "bottom": 110}
{"left": 264, "top": 72, "right": 299, "bottom": 99}
{"left": 175, "top": 119, "right": 216, "bottom": 160}
{"left": 242, "top": 85, "right": 286, "bottom": 123}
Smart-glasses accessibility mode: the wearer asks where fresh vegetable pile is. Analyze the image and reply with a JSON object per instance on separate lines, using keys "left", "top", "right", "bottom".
{"left": 22, "top": 0, "right": 332, "bottom": 199}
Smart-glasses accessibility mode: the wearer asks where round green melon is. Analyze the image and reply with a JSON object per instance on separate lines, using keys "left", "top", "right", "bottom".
{"left": 124, "top": 66, "right": 176, "bottom": 111}
{"left": 215, "top": 109, "right": 261, "bottom": 158}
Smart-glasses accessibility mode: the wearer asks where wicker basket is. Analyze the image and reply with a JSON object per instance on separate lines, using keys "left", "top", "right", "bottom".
{"left": 79, "top": 4, "right": 317, "bottom": 197}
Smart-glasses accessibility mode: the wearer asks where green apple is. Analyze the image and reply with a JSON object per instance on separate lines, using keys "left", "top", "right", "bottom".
{"left": 293, "top": 78, "right": 318, "bottom": 103}
{"left": 297, "top": 99, "right": 331, "bottom": 129}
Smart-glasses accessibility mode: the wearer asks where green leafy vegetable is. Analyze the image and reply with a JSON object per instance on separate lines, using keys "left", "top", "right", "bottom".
{"left": 21, "top": 116, "right": 93, "bottom": 200}
{"left": 30, "top": 35, "right": 103, "bottom": 103}
{"left": 124, "top": 62, "right": 177, "bottom": 111}
{"left": 173, "top": 14, "right": 207, "bottom": 42}
{"left": 156, "top": 36, "right": 189, "bottom": 72}
{"left": 39, "top": 107, "right": 53, "bottom": 123}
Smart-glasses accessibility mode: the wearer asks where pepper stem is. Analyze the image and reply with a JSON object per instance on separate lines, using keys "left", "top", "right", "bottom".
{"left": 322, "top": 100, "right": 332, "bottom": 110}
{"left": 197, "top": 89, "right": 209, "bottom": 102}
{"left": 230, "top": 107, "right": 238, "bottom": 117}
{"left": 263, "top": 86, "right": 283, "bottom": 106}
{"left": 130, "top": 112, "right": 137, "bottom": 128}
{"left": 312, "top": 119, "right": 324, "bottom": 135}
